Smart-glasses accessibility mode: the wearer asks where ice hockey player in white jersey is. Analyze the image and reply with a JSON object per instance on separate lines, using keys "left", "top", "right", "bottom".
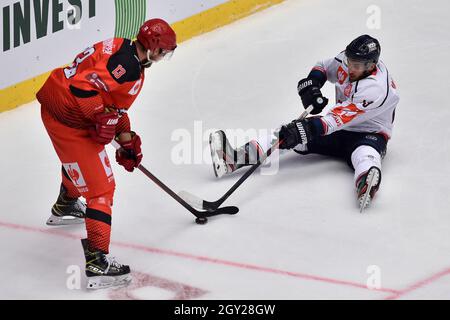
{"left": 210, "top": 35, "right": 400, "bottom": 211}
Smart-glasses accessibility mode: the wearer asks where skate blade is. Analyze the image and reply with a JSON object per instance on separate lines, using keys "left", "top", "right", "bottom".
{"left": 46, "top": 214, "right": 85, "bottom": 226}
{"left": 87, "top": 274, "right": 132, "bottom": 290}
{"left": 359, "top": 169, "right": 380, "bottom": 213}
{"left": 209, "top": 132, "right": 228, "bottom": 178}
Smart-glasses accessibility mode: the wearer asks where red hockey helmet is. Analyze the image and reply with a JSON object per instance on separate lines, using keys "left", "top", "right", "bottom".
{"left": 137, "top": 19, "right": 177, "bottom": 53}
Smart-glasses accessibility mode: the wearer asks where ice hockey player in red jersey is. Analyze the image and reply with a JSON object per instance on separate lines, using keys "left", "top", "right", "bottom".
{"left": 210, "top": 35, "right": 399, "bottom": 212}
{"left": 37, "top": 18, "right": 177, "bottom": 289}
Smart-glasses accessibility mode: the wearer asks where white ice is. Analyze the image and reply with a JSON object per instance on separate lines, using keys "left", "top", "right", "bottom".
{"left": 1, "top": 0, "right": 450, "bottom": 299}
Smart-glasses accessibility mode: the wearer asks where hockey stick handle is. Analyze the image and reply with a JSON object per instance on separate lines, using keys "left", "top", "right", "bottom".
{"left": 300, "top": 105, "right": 314, "bottom": 121}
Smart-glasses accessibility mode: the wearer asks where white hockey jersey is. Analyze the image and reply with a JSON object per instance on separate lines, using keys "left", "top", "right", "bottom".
{"left": 313, "top": 52, "right": 400, "bottom": 139}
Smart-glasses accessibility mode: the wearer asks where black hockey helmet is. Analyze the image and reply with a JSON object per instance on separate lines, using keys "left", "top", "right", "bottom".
{"left": 345, "top": 35, "right": 381, "bottom": 64}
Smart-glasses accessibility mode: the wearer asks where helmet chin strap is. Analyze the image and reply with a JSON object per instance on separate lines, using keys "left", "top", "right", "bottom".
{"left": 147, "top": 49, "right": 160, "bottom": 63}
{"left": 140, "top": 49, "right": 154, "bottom": 68}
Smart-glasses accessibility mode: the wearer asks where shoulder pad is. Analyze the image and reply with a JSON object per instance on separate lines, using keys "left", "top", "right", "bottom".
{"left": 107, "top": 40, "right": 141, "bottom": 84}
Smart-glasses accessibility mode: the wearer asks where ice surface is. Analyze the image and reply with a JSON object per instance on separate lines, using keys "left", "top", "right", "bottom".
{"left": 1, "top": 0, "right": 450, "bottom": 299}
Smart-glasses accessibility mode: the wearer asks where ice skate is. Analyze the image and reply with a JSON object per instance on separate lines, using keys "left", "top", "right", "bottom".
{"left": 209, "top": 130, "right": 236, "bottom": 178}
{"left": 46, "top": 185, "right": 86, "bottom": 226}
{"left": 356, "top": 166, "right": 381, "bottom": 213}
{"left": 209, "top": 130, "right": 262, "bottom": 178}
{"left": 81, "top": 239, "right": 132, "bottom": 290}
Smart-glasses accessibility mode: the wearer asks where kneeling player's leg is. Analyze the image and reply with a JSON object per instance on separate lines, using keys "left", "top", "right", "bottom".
{"left": 351, "top": 145, "right": 382, "bottom": 211}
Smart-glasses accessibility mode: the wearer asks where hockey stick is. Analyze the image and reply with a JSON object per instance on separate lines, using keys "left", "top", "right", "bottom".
{"left": 111, "top": 140, "right": 238, "bottom": 224}
{"left": 178, "top": 105, "right": 314, "bottom": 211}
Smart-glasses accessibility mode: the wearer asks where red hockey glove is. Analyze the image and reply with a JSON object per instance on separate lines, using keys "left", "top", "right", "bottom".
{"left": 115, "top": 132, "right": 143, "bottom": 172}
{"left": 89, "top": 111, "right": 119, "bottom": 145}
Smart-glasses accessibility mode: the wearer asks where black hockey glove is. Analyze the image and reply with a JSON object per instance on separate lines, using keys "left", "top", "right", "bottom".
{"left": 278, "top": 118, "right": 316, "bottom": 150}
{"left": 297, "top": 77, "right": 329, "bottom": 115}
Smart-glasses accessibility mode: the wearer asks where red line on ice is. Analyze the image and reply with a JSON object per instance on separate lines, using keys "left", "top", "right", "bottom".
{"left": 384, "top": 267, "right": 450, "bottom": 300}
{"left": 0, "top": 221, "right": 399, "bottom": 295}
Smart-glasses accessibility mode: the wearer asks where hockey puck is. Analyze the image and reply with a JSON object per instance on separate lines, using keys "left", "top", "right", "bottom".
{"left": 195, "top": 217, "right": 208, "bottom": 225}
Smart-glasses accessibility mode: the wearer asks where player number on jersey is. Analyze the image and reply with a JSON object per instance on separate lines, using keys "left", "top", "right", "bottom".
{"left": 112, "top": 64, "right": 126, "bottom": 79}
{"left": 64, "top": 47, "right": 96, "bottom": 79}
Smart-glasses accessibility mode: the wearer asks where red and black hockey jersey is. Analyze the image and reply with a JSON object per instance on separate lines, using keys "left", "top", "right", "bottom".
{"left": 37, "top": 38, "right": 145, "bottom": 131}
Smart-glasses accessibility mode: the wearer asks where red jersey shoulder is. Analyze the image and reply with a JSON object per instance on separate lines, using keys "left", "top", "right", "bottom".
{"left": 65, "top": 38, "right": 142, "bottom": 93}
{"left": 97, "top": 38, "right": 124, "bottom": 56}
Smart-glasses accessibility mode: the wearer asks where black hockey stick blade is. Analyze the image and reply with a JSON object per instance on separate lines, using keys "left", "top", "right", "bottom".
{"left": 197, "top": 205, "right": 239, "bottom": 218}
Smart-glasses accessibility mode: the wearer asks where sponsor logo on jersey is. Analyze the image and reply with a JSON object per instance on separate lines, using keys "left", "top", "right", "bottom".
{"left": 63, "top": 163, "right": 87, "bottom": 191}
{"left": 98, "top": 150, "right": 114, "bottom": 180}
{"left": 331, "top": 104, "right": 364, "bottom": 126}
{"left": 86, "top": 72, "right": 109, "bottom": 92}
{"left": 337, "top": 66, "right": 348, "bottom": 85}
{"left": 344, "top": 83, "right": 353, "bottom": 97}
{"left": 331, "top": 114, "right": 344, "bottom": 126}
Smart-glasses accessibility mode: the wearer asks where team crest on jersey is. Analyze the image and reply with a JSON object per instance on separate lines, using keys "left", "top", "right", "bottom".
{"left": 337, "top": 66, "right": 348, "bottom": 85}
{"left": 98, "top": 150, "right": 114, "bottom": 182}
{"left": 63, "top": 163, "right": 87, "bottom": 191}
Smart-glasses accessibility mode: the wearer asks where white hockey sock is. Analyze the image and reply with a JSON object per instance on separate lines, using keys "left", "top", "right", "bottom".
{"left": 351, "top": 145, "right": 382, "bottom": 186}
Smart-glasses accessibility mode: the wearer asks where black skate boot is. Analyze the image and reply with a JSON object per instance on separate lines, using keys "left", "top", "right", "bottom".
{"left": 209, "top": 130, "right": 262, "bottom": 178}
{"left": 81, "top": 239, "right": 132, "bottom": 289}
{"left": 46, "top": 185, "right": 86, "bottom": 226}
{"left": 356, "top": 166, "right": 382, "bottom": 213}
